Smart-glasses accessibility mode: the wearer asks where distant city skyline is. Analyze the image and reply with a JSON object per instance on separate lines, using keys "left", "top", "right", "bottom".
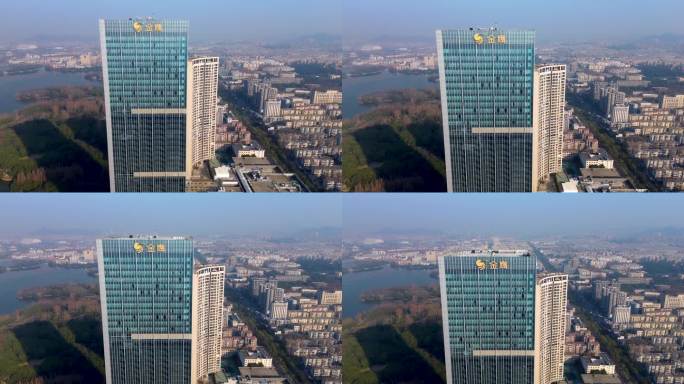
{"left": 0, "top": 0, "right": 341, "bottom": 44}
{"left": 343, "top": 0, "right": 684, "bottom": 44}
{"left": 0, "top": 194, "right": 341, "bottom": 237}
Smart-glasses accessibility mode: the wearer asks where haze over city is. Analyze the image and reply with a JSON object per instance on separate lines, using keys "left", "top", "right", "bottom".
{"left": 0, "top": 0, "right": 342, "bottom": 44}
{"left": 0, "top": 194, "right": 342, "bottom": 237}
{"left": 343, "top": 194, "right": 684, "bottom": 237}
{"left": 343, "top": 0, "right": 684, "bottom": 44}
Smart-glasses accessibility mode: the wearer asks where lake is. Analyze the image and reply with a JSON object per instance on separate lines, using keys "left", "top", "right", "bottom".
{"left": 0, "top": 264, "right": 97, "bottom": 315}
{"left": 342, "top": 71, "right": 437, "bottom": 119}
{"left": 343, "top": 265, "right": 437, "bottom": 318}
{"left": 0, "top": 70, "right": 95, "bottom": 114}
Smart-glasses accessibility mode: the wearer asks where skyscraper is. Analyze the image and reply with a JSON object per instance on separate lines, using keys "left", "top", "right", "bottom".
{"left": 99, "top": 19, "right": 189, "bottom": 192}
{"left": 535, "top": 274, "right": 568, "bottom": 384}
{"left": 534, "top": 65, "right": 566, "bottom": 181}
{"left": 439, "top": 250, "right": 537, "bottom": 384}
{"left": 436, "top": 28, "right": 537, "bottom": 192}
{"left": 187, "top": 57, "right": 220, "bottom": 171}
{"left": 97, "top": 236, "right": 195, "bottom": 384}
{"left": 192, "top": 265, "right": 225, "bottom": 380}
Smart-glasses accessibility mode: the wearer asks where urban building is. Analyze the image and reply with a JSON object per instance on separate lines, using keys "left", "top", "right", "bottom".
{"left": 97, "top": 236, "right": 195, "bottom": 384}
{"left": 439, "top": 250, "right": 537, "bottom": 384}
{"left": 187, "top": 57, "right": 219, "bottom": 169}
{"left": 536, "top": 274, "right": 569, "bottom": 384}
{"left": 534, "top": 65, "right": 566, "bottom": 181}
{"left": 99, "top": 19, "right": 189, "bottom": 192}
{"left": 437, "top": 28, "right": 537, "bottom": 192}
{"left": 193, "top": 265, "right": 225, "bottom": 380}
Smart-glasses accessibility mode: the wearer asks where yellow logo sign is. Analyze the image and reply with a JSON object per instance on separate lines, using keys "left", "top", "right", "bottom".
{"left": 133, "top": 242, "right": 166, "bottom": 254}
{"left": 473, "top": 33, "right": 507, "bottom": 45}
{"left": 475, "top": 259, "right": 509, "bottom": 270}
{"left": 133, "top": 242, "right": 144, "bottom": 253}
{"left": 133, "top": 21, "right": 163, "bottom": 33}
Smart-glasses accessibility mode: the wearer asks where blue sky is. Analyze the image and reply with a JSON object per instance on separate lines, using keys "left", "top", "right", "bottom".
{"left": 2, "top": 0, "right": 682, "bottom": 45}
{"left": 343, "top": 0, "right": 684, "bottom": 43}
{"left": 0, "top": 0, "right": 341, "bottom": 44}
{"left": 343, "top": 194, "right": 684, "bottom": 237}
{"left": 0, "top": 194, "right": 341, "bottom": 237}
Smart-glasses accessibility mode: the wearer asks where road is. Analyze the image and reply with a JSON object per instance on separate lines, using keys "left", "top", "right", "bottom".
{"left": 530, "top": 244, "right": 651, "bottom": 384}
{"left": 224, "top": 287, "right": 315, "bottom": 384}
{"left": 566, "top": 92, "right": 664, "bottom": 192}
{"left": 218, "top": 85, "right": 319, "bottom": 192}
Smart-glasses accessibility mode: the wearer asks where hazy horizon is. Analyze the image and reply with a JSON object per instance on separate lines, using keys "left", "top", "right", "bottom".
{"left": 0, "top": 194, "right": 342, "bottom": 238}
{"left": 343, "top": 0, "right": 684, "bottom": 45}
{"left": 343, "top": 194, "right": 684, "bottom": 238}
{"left": 0, "top": 0, "right": 342, "bottom": 45}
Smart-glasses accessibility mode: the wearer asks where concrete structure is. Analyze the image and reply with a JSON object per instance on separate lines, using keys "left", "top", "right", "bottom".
{"left": 661, "top": 94, "right": 684, "bottom": 109}
{"left": 439, "top": 250, "right": 537, "bottom": 384}
{"left": 581, "top": 353, "right": 616, "bottom": 375}
{"left": 612, "top": 305, "right": 631, "bottom": 324}
{"left": 187, "top": 57, "right": 219, "bottom": 169}
{"left": 99, "top": 19, "right": 189, "bottom": 192}
{"left": 611, "top": 105, "right": 629, "bottom": 125}
{"left": 264, "top": 99, "right": 282, "bottom": 118}
{"left": 663, "top": 294, "right": 684, "bottom": 309}
{"left": 270, "top": 301, "right": 288, "bottom": 320}
{"left": 193, "top": 265, "right": 225, "bottom": 380}
{"left": 579, "top": 149, "right": 614, "bottom": 169}
{"left": 312, "top": 90, "right": 342, "bottom": 104}
{"left": 232, "top": 142, "right": 265, "bottom": 159}
{"left": 534, "top": 64, "right": 566, "bottom": 181}
{"left": 536, "top": 274, "right": 568, "bottom": 384}
{"left": 319, "top": 290, "right": 342, "bottom": 305}
{"left": 437, "top": 28, "right": 537, "bottom": 192}
{"left": 97, "top": 236, "right": 196, "bottom": 384}
{"left": 238, "top": 347, "right": 273, "bottom": 368}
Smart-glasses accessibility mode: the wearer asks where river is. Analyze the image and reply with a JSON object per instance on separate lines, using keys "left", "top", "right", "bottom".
{"left": 0, "top": 70, "right": 96, "bottom": 114}
{"left": 343, "top": 264, "right": 437, "bottom": 318}
{"left": 0, "top": 264, "right": 97, "bottom": 315}
{"left": 342, "top": 71, "right": 437, "bottom": 119}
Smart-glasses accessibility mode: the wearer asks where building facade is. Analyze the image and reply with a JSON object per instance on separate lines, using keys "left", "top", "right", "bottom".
{"left": 187, "top": 57, "right": 219, "bottom": 169}
{"left": 439, "top": 250, "right": 537, "bottom": 384}
{"left": 99, "top": 19, "right": 189, "bottom": 192}
{"left": 534, "top": 65, "right": 566, "bottom": 181}
{"left": 97, "top": 236, "right": 195, "bottom": 384}
{"left": 536, "top": 274, "right": 568, "bottom": 384}
{"left": 192, "top": 265, "right": 225, "bottom": 380}
{"left": 437, "top": 28, "right": 537, "bottom": 192}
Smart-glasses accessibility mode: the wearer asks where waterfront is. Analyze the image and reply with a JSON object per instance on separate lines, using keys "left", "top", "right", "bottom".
{"left": 0, "top": 70, "right": 97, "bottom": 113}
{"left": 343, "top": 265, "right": 437, "bottom": 318}
{"left": 342, "top": 70, "right": 437, "bottom": 119}
{"left": 0, "top": 264, "right": 97, "bottom": 315}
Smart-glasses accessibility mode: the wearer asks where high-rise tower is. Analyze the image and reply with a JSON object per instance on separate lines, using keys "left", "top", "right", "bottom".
{"left": 187, "top": 57, "right": 219, "bottom": 171}
{"left": 534, "top": 65, "right": 566, "bottom": 182}
{"left": 99, "top": 19, "right": 189, "bottom": 192}
{"left": 535, "top": 273, "right": 568, "bottom": 384}
{"left": 97, "top": 236, "right": 195, "bottom": 384}
{"left": 436, "top": 28, "right": 537, "bottom": 192}
{"left": 192, "top": 265, "right": 225, "bottom": 379}
{"left": 439, "top": 250, "right": 537, "bottom": 384}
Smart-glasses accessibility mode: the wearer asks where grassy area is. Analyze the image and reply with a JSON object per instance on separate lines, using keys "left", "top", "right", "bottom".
{"left": 0, "top": 302, "right": 104, "bottom": 384}
{"left": 343, "top": 321, "right": 445, "bottom": 384}
{"left": 566, "top": 92, "right": 664, "bottom": 191}
{"left": 0, "top": 89, "right": 108, "bottom": 192}
{"left": 343, "top": 89, "right": 446, "bottom": 192}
